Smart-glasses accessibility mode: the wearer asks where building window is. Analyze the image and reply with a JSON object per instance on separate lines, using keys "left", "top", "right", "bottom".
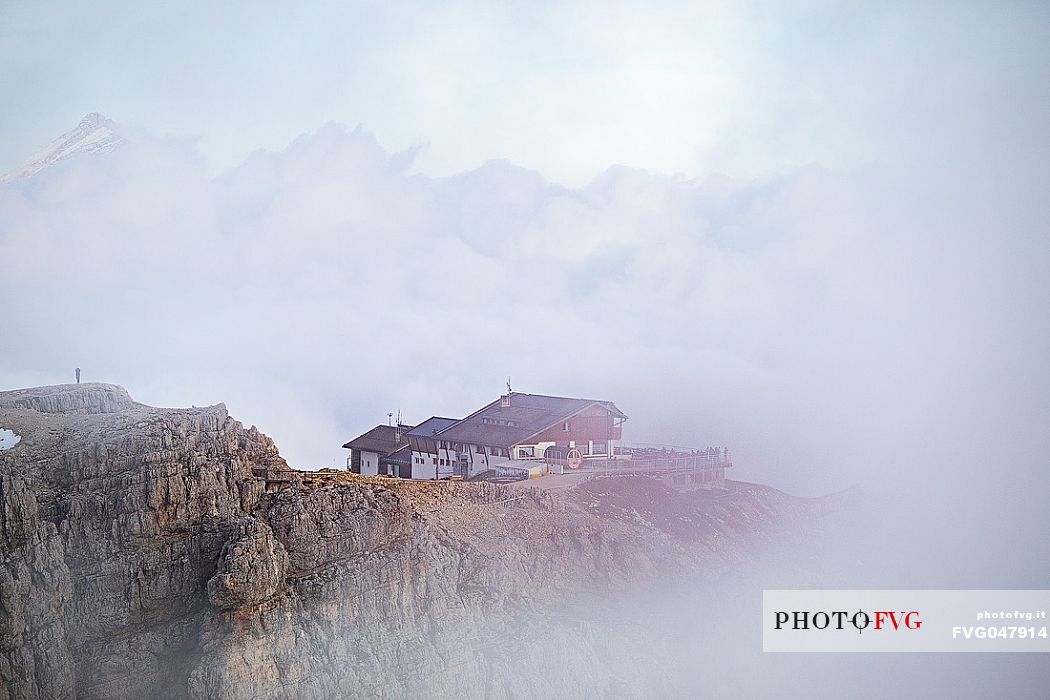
{"left": 563, "top": 421, "right": 569, "bottom": 431}
{"left": 517, "top": 446, "right": 535, "bottom": 459}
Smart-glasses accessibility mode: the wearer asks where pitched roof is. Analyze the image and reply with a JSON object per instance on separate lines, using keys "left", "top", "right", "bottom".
{"left": 406, "top": 416, "right": 459, "bottom": 438}
{"left": 383, "top": 443, "right": 413, "bottom": 466}
{"left": 433, "top": 393, "right": 626, "bottom": 448}
{"left": 342, "top": 423, "right": 414, "bottom": 454}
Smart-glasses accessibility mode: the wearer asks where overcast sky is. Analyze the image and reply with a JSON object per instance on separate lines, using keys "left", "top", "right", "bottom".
{"left": 2, "top": 1, "right": 1045, "bottom": 184}
{"left": 1, "top": 2, "right": 1048, "bottom": 518}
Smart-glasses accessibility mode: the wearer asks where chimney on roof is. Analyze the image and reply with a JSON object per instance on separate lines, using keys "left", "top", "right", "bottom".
{"left": 500, "top": 394, "right": 511, "bottom": 407}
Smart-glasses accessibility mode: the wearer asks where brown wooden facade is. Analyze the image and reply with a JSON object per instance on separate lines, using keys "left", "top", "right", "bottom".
{"left": 526, "top": 403, "right": 625, "bottom": 451}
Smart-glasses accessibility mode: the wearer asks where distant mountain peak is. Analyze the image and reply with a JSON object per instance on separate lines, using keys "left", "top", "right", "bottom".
{"left": 1, "top": 112, "right": 124, "bottom": 184}
{"left": 77, "top": 112, "right": 111, "bottom": 129}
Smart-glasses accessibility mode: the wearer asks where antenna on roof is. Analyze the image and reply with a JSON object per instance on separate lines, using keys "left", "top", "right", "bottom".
{"left": 506, "top": 376, "right": 512, "bottom": 393}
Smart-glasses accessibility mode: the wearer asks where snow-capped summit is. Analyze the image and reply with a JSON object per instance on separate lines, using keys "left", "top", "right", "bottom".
{"left": 1, "top": 112, "right": 124, "bottom": 183}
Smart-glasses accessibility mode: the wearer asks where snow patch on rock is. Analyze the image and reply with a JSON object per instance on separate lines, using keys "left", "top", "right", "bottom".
{"left": 0, "top": 112, "right": 123, "bottom": 183}
{"left": 0, "top": 427, "right": 21, "bottom": 450}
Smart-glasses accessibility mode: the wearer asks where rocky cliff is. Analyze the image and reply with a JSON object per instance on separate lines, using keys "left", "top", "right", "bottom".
{"left": 0, "top": 384, "right": 827, "bottom": 699}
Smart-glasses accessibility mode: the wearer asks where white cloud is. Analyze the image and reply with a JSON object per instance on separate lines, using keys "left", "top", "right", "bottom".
{"left": 1, "top": 116, "right": 1047, "bottom": 526}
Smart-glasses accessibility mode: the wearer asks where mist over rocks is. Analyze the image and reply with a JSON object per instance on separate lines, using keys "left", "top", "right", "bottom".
{"left": 1, "top": 114, "right": 1046, "bottom": 539}
{"left": 0, "top": 383, "right": 834, "bottom": 699}
{"left": 2, "top": 110, "right": 1047, "bottom": 610}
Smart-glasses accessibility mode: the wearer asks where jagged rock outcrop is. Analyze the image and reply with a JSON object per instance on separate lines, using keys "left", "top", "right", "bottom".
{"left": 0, "top": 384, "right": 826, "bottom": 699}
{"left": 207, "top": 519, "right": 288, "bottom": 610}
{"left": 0, "top": 383, "right": 136, "bottom": 415}
{"left": 0, "top": 384, "right": 277, "bottom": 699}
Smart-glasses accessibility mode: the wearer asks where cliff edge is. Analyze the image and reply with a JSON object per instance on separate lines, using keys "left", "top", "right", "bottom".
{"left": 0, "top": 384, "right": 826, "bottom": 699}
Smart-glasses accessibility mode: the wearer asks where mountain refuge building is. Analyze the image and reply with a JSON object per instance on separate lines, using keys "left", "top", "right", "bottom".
{"left": 342, "top": 391, "right": 731, "bottom": 487}
{"left": 343, "top": 392, "right": 626, "bottom": 480}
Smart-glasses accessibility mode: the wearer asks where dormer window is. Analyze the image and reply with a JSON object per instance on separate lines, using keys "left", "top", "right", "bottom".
{"left": 481, "top": 416, "right": 517, "bottom": 427}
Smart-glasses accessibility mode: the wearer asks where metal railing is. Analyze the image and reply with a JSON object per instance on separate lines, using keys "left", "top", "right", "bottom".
{"left": 550, "top": 442, "right": 730, "bottom": 465}
{"left": 590, "top": 453, "right": 731, "bottom": 476}
{"left": 544, "top": 443, "right": 731, "bottom": 477}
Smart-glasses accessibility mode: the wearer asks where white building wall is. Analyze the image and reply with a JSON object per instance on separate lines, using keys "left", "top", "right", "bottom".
{"left": 410, "top": 449, "right": 456, "bottom": 479}
{"left": 513, "top": 441, "right": 555, "bottom": 460}
{"left": 410, "top": 451, "right": 427, "bottom": 480}
{"left": 406, "top": 443, "right": 554, "bottom": 480}
{"left": 442, "top": 444, "right": 459, "bottom": 475}
{"left": 359, "top": 450, "right": 379, "bottom": 477}
{"left": 464, "top": 444, "right": 488, "bottom": 477}
{"left": 464, "top": 444, "right": 519, "bottom": 478}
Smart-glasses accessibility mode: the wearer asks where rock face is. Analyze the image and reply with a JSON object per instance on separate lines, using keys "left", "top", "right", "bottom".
{"left": 0, "top": 383, "right": 136, "bottom": 415}
{"left": 0, "top": 384, "right": 823, "bottom": 699}
{"left": 0, "top": 472, "right": 74, "bottom": 700}
{"left": 0, "top": 384, "right": 276, "bottom": 700}
{"left": 206, "top": 520, "right": 287, "bottom": 610}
